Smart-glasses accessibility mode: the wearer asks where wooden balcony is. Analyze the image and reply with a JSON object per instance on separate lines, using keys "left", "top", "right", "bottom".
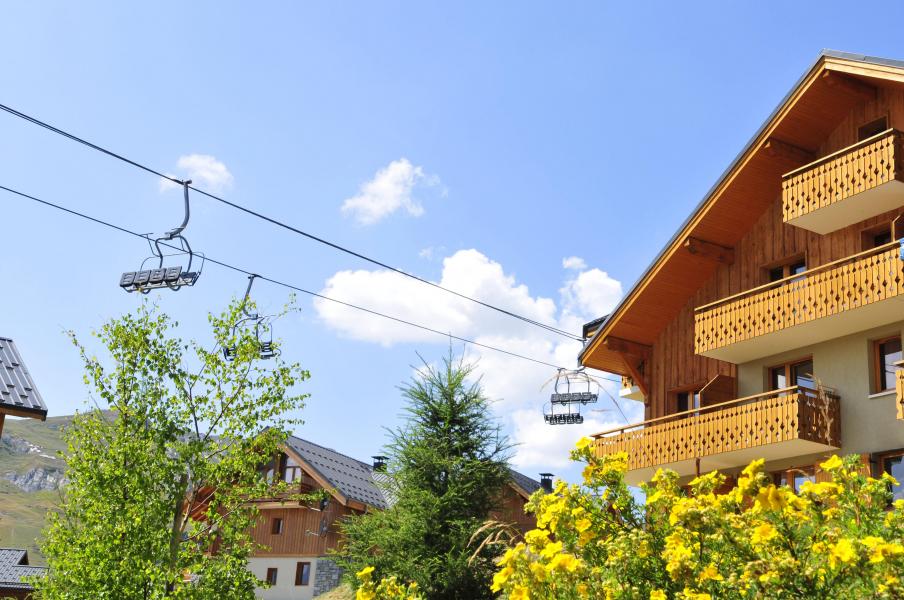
{"left": 695, "top": 242, "right": 904, "bottom": 363}
{"left": 782, "top": 129, "right": 904, "bottom": 234}
{"left": 592, "top": 387, "right": 840, "bottom": 485}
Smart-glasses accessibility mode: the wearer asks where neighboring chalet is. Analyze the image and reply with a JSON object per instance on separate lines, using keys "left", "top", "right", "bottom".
{"left": 250, "top": 435, "right": 544, "bottom": 600}
{"left": 0, "top": 337, "right": 48, "bottom": 437}
{"left": 0, "top": 549, "right": 45, "bottom": 599}
{"left": 581, "top": 50, "right": 904, "bottom": 494}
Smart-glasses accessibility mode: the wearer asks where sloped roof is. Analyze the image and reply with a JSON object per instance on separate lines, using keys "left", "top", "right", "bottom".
{"left": 0, "top": 337, "right": 47, "bottom": 420}
{"left": 285, "top": 436, "right": 389, "bottom": 509}
{"left": 580, "top": 50, "right": 904, "bottom": 374}
{"left": 0, "top": 548, "right": 45, "bottom": 591}
{"left": 508, "top": 468, "right": 542, "bottom": 498}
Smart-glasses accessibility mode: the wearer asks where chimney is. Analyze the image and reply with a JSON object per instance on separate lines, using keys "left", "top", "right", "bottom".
{"left": 372, "top": 455, "right": 388, "bottom": 472}
{"left": 539, "top": 473, "right": 554, "bottom": 493}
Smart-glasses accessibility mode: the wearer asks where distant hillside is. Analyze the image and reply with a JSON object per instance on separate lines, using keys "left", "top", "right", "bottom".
{"left": 0, "top": 414, "right": 72, "bottom": 561}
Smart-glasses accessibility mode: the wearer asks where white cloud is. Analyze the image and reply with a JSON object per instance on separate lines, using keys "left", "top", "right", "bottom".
{"left": 341, "top": 158, "right": 439, "bottom": 226}
{"left": 562, "top": 256, "right": 587, "bottom": 271}
{"left": 314, "top": 249, "right": 632, "bottom": 474}
{"left": 159, "top": 154, "right": 234, "bottom": 192}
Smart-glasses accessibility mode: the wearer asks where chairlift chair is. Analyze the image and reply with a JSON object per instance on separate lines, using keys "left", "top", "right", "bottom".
{"left": 223, "top": 275, "right": 280, "bottom": 360}
{"left": 120, "top": 181, "right": 204, "bottom": 293}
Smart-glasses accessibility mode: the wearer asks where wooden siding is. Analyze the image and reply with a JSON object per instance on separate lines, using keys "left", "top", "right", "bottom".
{"left": 644, "top": 86, "right": 904, "bottom": 420}
{"left": 488, "top": 485, "right": 537, "bottom": 534}
{"left": 694, "top": 242, "right": 904, "bottom": 355}
{"left": 782, "top": 129, "right": 904, "bottom": 223}
{"left": 251, "top": 502, "right": 358, "bottom": 557}
{"left": 593, "top": 387, "right": 840, "bottom": 473}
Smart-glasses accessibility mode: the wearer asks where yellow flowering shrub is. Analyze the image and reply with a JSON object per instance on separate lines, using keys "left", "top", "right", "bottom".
{"left": 355, "top": 566, "right": 424, "bottom": 600}
{"left": 492, "top": 440, "right": 904, "bottom": 599}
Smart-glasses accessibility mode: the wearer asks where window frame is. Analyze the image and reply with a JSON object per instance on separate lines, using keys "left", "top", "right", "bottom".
{"left": 271, "top": 517, "right": 284, "bottom": 535}
{"left": 266, "top": 567, "right": 278, "bottom": 585}
{"left": 876, "top": 449, "right": 904, "bottom": 502}
{"left": 772, "top": 465, "right": 816, "bottom": 492}
{"left": 762, "top": 254, "right": 807, "bottom": 285}
{"left": 295, "top": 561, "right": 311, "bottom": 586}
{"left": 858, "top": 115, "right": 889, "bottom": 142}
{"left": 860, "top": 222, "right": 898, "bottom": 251}
{"left": 873, "top": 335, "right": 902, "bottom": 393}
{"left": 671, "top": 384, "right": 705, "bottom": 416}
{"left": 767, "top": 356, "right": 814, "bottom": 391}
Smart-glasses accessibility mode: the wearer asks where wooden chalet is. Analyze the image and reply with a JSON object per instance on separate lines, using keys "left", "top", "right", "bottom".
{"left": 249, "top": 435, "right": 543, "bottom": 599}
{"left": 0, "top": 548, "right": 45, "bottom": 599}
{"left": 581, "top": 51, "right": 904, "bottom": 492}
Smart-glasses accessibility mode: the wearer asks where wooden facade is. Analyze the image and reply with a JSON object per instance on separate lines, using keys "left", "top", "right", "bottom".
{"left": 642, "top": 84, "right": 904, "bottom": 420}
{"left": 579, "top": 53, "right": 904, "bottom": 479}
{"left": 251, "top": 502, "right": 355, "bottom": 558}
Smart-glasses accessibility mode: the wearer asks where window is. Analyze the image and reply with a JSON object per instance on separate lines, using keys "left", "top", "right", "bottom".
{"left": 295, "top": 562, "right": 311, "bottom": 586}
{"left": 266, "top": 568, "right": 278, "bottom": 585}
{"left": 858, "top": 116, "right": 888, "bottom": 142}
{"left": 873, "top": 336, "right": 902, "bottom": 393}
{"left": 861, "top": 223, "right": 896, "bottom": 250}
{"left": 674, "top": 388, "right": 702, "bottom": 417}
{"left": 769, "top": 358, "right": 815, "bottom": 391}
{"left": 765, "top": 257, "right": 806, "bottom": 283}
{"left": 878, "top": 451, "right": 904, "bottom": 502}
{"left": 271, "top": 517, "right": 284, "bottom": 535}
{"left": 773, "top": 466, "right": 815, "bottom": 492}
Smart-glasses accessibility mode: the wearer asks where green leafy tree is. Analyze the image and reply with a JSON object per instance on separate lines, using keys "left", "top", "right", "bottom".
{"left": 36, "top": 300, "right": 308, "bottom": 599}
{"left": 337, "top": 352, "right": 512, "bottom": 600}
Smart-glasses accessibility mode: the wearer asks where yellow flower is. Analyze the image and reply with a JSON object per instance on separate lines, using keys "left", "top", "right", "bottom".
{"left": 754, "top": 485, "right": 787, "bottom": 511}
{"left": 539, "top": 540, "right": 563, "bottom": 560}
{"left": 510, "top": 584, "right": 530, "bottom": 600}
{"left": 576, "top": 436, "right": 593, "bottom": 450}
{"left": 547, "top": 552, "right": 581, "bottom": 573}
{"left": 356, "top": 589, "right": 375, "bottom": 600}
{"left": 577, "top": 583, "right": 590, "bottom": 598}
{"left": 524, "top": 529, "right": 549, "bottom": 551}
{"left": 355, "top": 566, "right": 375, "bottom": 582}
{"left": 819, "top": 455, "right": 843, "bottom": 471}
{"left": 828, "top": 538, "right": 856, "bottom": 569}
{"left": 750, "top": 522, "right": 777, "bottom": 547}
{"left": 491, "top": 566, "right": 514, "bottom": 592}
{"left": 575, "top": 517, "right": 592, "bottom": 533}
{"left": 697, "top": 563, "right": 723, "bottom": 583}
{"left": 650, "top": 591, "right": 666, "bottom": 600}
{"left": 742, "top": 458, "right": 765, "bottom": 477}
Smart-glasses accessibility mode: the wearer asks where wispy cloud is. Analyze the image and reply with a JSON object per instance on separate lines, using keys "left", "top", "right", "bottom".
{"left": 341, "top": 158, "right": 440, "bottom": 226}
{"left": 159, "top": 154, "right": 234, "bottom": 193}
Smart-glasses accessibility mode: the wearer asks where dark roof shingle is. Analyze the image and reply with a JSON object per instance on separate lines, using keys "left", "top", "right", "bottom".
{"left": 0, "top": 337, "right": 47, "bottom": 419}
{"left": 0, "top": 548, "right": 45, "bottom": 591}
{"left": 286, "top": 436, "right": 389, "bottom": 509}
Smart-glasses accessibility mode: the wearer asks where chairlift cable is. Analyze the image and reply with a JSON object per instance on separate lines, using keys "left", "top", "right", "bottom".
{"left": 0, "top": 183, "right": 583, "bottom": 372}
{"left": 0, "top": 102, "right": 583, "bottom": 342}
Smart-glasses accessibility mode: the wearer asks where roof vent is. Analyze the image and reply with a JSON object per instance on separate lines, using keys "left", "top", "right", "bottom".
{"left": 539, "top": 473, "right": 554, "bottom": 493}
{"left": 372, "top": 455, "right": 388, "bottom": 472}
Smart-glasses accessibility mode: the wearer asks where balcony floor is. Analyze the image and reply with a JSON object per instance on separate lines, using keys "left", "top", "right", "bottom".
{"left": 700, "top": 294, "right": 904, "bottom": 363}
{"left": 623, "top": 438, "right": 836, "bottom": 486}
{"left": 786, "top": 180, "right": 904, "bottom": 235}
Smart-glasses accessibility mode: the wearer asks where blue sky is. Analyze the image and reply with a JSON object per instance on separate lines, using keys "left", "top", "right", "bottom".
{"left": 2, "top": 1, "right": 904, "bottom": 482}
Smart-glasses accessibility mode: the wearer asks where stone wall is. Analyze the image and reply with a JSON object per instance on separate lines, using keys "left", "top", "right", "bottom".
{"left": 312, "top": 557, "right": 343, "bottom": 597}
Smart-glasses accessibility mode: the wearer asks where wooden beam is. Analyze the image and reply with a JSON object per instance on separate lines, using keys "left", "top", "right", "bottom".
{"left": 682, "top": 237, "right": 735, "bottom": 265}
{"left": 821, "top": 71, "right": 877, "bottom": 100}
{"left": 621, "top": 356, "right": 650, "bottom": 401}
{"left": 761, "top": 137, "right": 815, "bottom": 164}
{"left": 0, "top": 413, "right": 4, "bottom": 438}
{"left": 603, "top": 336, "right": 652, "bottom": 359}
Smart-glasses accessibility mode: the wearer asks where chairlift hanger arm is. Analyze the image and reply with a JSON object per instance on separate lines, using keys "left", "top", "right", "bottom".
{"left": 164, "top": 180, "right": 192, "bottom": 240}
{"left": 241, "top": 274, "right": 260, "bottom": 319}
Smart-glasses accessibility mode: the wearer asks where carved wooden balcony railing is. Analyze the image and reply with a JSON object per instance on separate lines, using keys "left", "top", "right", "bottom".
{"left": 591, "top": 386, "right": 840, "bottom": 481}
{"left": 782, "top": 129, "right": 904, "bottom": 234}
{"left": 695, "top": 242, "right": 904, "bottom": 362}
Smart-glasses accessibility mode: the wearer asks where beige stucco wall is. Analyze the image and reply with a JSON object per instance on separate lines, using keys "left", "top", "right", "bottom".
{"left": 734, "top": 320, "right": 904, "bottom": 473}
{"left": 248, "top": 556, "right": 322, "bottom": 600}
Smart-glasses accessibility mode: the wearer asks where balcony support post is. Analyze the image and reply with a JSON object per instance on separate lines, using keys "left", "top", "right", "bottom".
{"left": 683, "top": 237, "right": 735, "bottom": 265}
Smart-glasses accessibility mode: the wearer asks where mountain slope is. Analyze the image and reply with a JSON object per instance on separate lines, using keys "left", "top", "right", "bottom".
{"left": 0, "top": 415, "right": 71, "bottom": 560}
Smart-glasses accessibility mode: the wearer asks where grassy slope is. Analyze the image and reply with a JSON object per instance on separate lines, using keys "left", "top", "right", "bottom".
{"left": 0, "top": 415, "right": 71, "bottom": 561}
